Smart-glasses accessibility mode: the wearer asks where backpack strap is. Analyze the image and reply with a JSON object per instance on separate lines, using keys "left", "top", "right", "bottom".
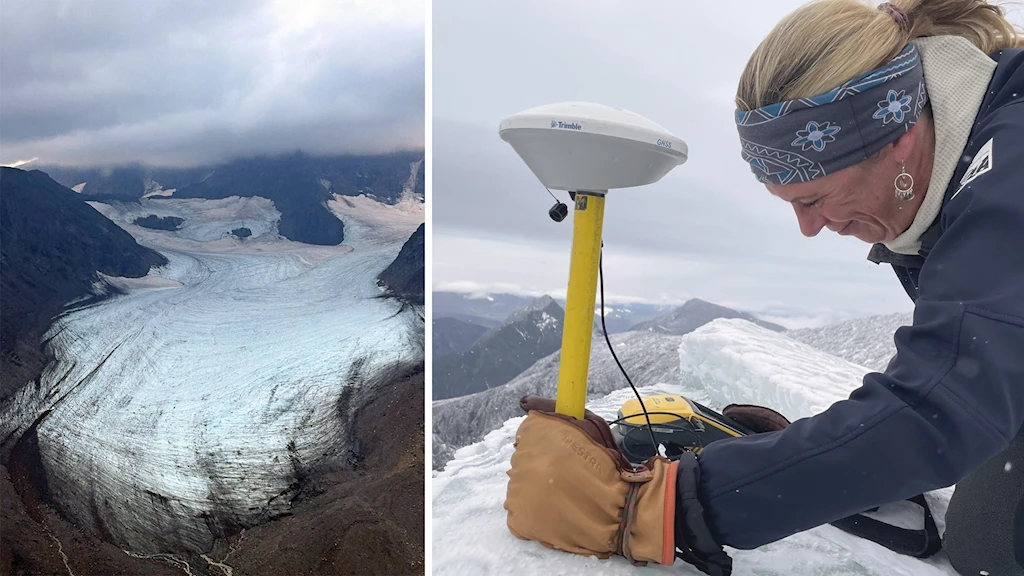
{"left": 829, "top": 494, "right": 942, "bottom": 558}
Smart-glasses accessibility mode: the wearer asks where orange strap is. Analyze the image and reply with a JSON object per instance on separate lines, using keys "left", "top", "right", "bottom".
{"left": 662, "top": 460, "right": 679, "bottom": 565}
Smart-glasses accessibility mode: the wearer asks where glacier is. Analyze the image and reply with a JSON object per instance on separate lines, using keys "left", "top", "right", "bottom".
{"left": 432, "top": 319, "right": 958, "bottom": 575}
{"left": 1, "top": 192, "right": 424, "bottom": 554}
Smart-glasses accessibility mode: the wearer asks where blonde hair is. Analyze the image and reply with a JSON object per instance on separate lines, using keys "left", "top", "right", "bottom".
{"left": 736, "top": 0, "right": 1023, "bottom": 110}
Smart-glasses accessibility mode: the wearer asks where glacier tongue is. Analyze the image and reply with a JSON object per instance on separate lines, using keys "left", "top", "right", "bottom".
{"left": 432, "top": 319, "right": 957, "bottom": 575}
{"left": 3, "top": 197, "right": 424, "bottom": 554}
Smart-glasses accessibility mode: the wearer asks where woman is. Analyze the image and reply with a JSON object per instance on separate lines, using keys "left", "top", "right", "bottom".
{"left": 503, "top": 1, "right": 1024, "bottom": 575}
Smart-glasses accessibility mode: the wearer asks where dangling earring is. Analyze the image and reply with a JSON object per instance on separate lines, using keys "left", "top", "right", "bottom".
{"left": 894, "top": 162, "right": 915, "bottom": 201}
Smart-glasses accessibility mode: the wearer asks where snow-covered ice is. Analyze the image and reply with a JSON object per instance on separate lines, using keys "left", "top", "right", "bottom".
{"left": 1, "top": 194, "right": 424, "bottom": 554}
{"left": 432, "top": 319, "right": 957, "bottom": 575}
{"left": 678, "top": 318, "right": 875, "bottom": 420}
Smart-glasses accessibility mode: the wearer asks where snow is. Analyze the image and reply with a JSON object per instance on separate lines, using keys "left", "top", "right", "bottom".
{"left": 536, "top": 311, "right": 558, "bottom": 332}
{"left": 72, "top": 182, "right": 87, "bottom": 193}
{"left": 142, "top": 178, "right": 176, "bottom": 198}
{"left": 142, "top": 187, "right": 176, "bottom": 198}
{"left": 326, "top": 192, "right": 424, "bottom": 246}
{"left": 432, "top": 319, "right": 958, "bottom": 575}
{"left": 2, "top": 194, "right": 424, "bottom": 554}
{"left": 91, "top": 196, "right": 284, "bottom": 245}
{"left": 786, "top": 313, "right": 912, "bottom": 373}
{"left": 403, "top": 158, "right": 424, "bottom": 201}
{"left": 678, "top": 318, "right": 871, "bottom": 419}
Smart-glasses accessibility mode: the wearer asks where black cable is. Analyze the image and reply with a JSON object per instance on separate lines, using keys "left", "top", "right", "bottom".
{"left": 609, "top": 412, "right": 706, "bottom": 460}
{"left": 608, "top": 411, "right": 697, "bottom": 426}
{"left": 598, "top": 244, "right": 660, "bottom": 458}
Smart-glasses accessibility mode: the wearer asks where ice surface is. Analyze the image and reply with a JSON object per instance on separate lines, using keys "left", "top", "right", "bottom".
{"left": 2, "top": 194, "right": 424, "bottom": 554}
{"left": 678, "top": 318, "right": 872, "bottom": 420}
{"left": 432, "top": 319, "right": 958, "bottom": 575}
{"left": 92, "top": 196, "right": 281, "bottom": 243}
{"left": 327, "top": 192, "right": 424, "bottom": 246}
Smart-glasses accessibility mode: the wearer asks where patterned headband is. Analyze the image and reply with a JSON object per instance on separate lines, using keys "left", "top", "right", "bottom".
{"left": 736, "top": 43, "right": 928, "bottom": 186}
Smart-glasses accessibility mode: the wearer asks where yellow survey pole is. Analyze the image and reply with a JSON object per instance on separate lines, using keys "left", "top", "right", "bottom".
{"left": 554, "top": 191, "right": 606, "bottom": 420}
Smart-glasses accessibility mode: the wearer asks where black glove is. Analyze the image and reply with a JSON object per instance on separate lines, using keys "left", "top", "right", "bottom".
{"left": 675, "top": 451, "right": 733, "bottom": 575}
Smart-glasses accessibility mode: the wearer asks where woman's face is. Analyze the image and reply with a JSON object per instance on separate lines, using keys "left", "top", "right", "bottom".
{"left": 765, "top": 118, "right": 932, "bottom": 245}
{"left": 766, "top": 161, "right": 909, "bottom": 244}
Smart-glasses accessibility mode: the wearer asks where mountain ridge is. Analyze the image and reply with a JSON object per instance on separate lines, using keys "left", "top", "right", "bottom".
{"left": 0, "top": 167, "right": 167, "bottom": 405}
{"left": 432, "top": 296, "right": 565, "bottom": 400}
{"left": 40, "top": 151, "right": 425, "bottom": 246}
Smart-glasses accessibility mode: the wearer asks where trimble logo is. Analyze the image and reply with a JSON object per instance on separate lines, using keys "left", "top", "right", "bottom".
{"left": 550, "top": 120, "right": 582, "bottom": 131}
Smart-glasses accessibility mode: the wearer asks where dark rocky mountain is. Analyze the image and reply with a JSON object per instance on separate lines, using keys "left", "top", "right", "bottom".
{"left": 432, "top": 317, "right": 488, "bottom": 358}
{"left": 378, "top": 223, "right": 424, "bottom": 305}
{"left": 231, "top": 227, "right": 252, "bottom": 238}
{"left": 41, "top": 151, "right": 425, "bottom": 246}
{"left": 432, "top": 295, "right": 565, "bottom": 400}
{"left": 133, "top": 215, "right": 183, "bottom": 231}
{"left": 592, "top": 301, "right": 675, "bottom": 333}
{"left": 628, "top": 298, "right": 785, "bottom": 335}
{"left": 40, "top": 164, "right": 209, "bottom": 200}
{"left": 0, "top": 167, "right": 167, "bottom": 403}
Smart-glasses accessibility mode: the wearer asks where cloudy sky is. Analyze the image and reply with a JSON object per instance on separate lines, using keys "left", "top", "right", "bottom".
{"left": 432, "top": 0, "right": 1024, "bottom": 327}
{"left": 0, "top": 0, "right": 423, "bottom": 167}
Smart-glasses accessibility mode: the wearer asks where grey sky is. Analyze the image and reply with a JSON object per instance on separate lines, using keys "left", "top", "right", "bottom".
{"left": 0, "top": 0, "right": 424, "bottom": 166}
{"left": 432, "top": 0, "right": 1024, "bottom": 327}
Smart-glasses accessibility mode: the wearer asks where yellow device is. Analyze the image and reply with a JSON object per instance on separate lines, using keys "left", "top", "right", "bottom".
{"left": 612, "top": 394, "right": 753, "bottom": 463}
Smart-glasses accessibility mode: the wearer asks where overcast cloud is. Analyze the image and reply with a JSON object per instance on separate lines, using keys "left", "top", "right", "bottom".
{"left": 0, "top": 0, "right": 424, "bottom": 166}
{"left": 432, "top": 0, "right": 1024, "bottom": 327}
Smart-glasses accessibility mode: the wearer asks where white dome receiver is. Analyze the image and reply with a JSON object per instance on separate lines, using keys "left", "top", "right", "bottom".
{"left": 498, "top": 101, "right": 687, "bottom": 192}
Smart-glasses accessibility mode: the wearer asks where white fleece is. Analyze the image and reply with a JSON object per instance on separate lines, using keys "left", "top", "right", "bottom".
{"left": 883, "top": 36, "right": 997, "bottom": 255}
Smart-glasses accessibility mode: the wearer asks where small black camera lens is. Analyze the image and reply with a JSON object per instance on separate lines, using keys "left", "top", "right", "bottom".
{"left": 549, "top": 201, "right": 568, "bottom": 222}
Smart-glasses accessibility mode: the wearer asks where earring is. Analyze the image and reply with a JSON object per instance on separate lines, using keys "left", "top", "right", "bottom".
{"left": 894, "top": 163, "right": 915, "bottom": 201}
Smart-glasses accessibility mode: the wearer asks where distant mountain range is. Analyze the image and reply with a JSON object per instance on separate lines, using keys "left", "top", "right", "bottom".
{"left": 432, "top": 291, "right": 674, "bottom": 332}
{"left": 432, "top": 295, "right": 565, "bottom": 400}
{"left": 432, "top": 317, "right": 488, "bottom": 358}
{"left": 628, "top": 298, "right": 785, "bottom": 334}
{"left": 378, "top": 223, "right": 425, "bottom": 305}
{"left": 431, "top": 293, "right": 785, "bottom": 403}
{"left": 0, "top": 167, "right": 167, "bottom": 403}
{"left": 41, "top": 151, "right": 424, "bottom": 246}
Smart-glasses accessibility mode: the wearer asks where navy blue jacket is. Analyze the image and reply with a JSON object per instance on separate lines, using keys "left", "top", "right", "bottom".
{"left": 699, "top": 47, "right": 1024, "bottom": 550}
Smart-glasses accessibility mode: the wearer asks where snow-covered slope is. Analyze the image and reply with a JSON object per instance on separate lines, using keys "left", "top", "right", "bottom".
{"left": 433, "top": 319, "right": 956, "bottom": 575}
{"left": 1, "top": 194, "right": 424, "bottom": 554}
{"left": 786, "top": 312, "right": 912, "bottom": 373}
